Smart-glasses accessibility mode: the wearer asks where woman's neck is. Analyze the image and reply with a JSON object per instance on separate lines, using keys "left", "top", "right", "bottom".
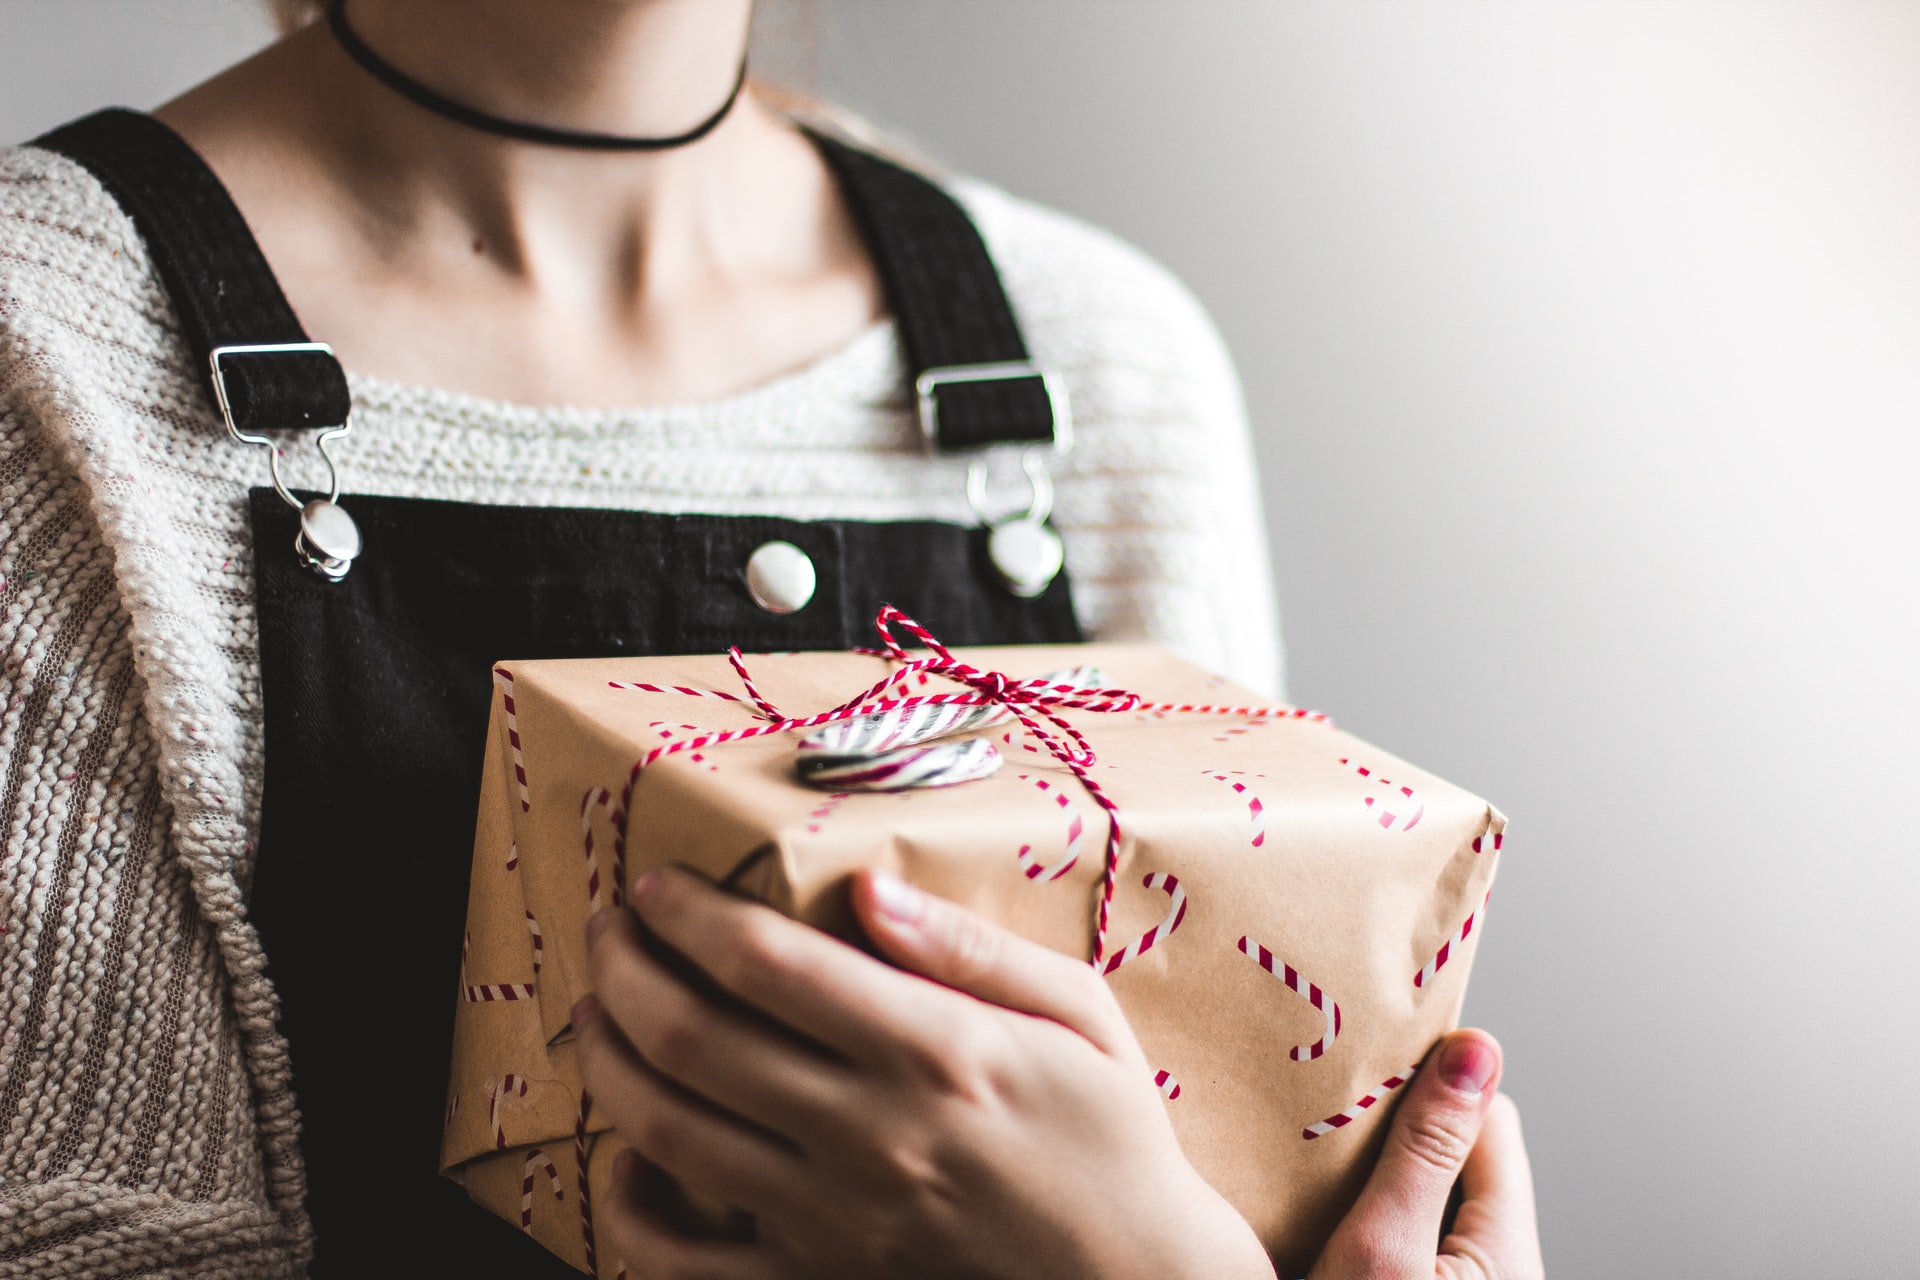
{"left": 150, "top": 0, "right": 884, "bottom": 407}
{"left": 342, "top": 0, "right": 752, "bottom": 147}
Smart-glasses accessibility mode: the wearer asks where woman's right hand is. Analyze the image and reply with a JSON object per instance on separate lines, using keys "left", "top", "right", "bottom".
{"left": 1311, "top": 1030, "right": 1545, "bottom": 1280}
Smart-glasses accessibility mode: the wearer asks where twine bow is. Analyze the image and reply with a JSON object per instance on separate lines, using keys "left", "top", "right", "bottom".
{"left": 612, "top": 605, "right": 1322, "bottom": 968}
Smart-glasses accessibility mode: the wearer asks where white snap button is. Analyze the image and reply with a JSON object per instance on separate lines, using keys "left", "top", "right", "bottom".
{"left": 745, "top": 540, "right": 817, "bottom": 614}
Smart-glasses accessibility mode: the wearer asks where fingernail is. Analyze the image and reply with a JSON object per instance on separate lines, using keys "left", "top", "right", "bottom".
{"left": 585, "top": 909, "right": 614, "bottom": 948}
{"left": 869, "top": 871, "right": 925, "bottom": 924}
{"left": 571, "top": 992, "right": 601, "bottom": 1030}
{"left": 630, "top": 871, "right": 660, "bottom": 905}
{"left": 1438, "top": 1034, "right": 1498, "bottom": 1097}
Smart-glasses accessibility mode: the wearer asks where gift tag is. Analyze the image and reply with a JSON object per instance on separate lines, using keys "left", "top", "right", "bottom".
{"left": 798, "top": 738, "right": 1003, "bottom": 791}
{"left": 800, "top": 700, "right": 1007, "bottom": 757}
{"left": 798, "top": 665, "right": 1107, "bottom": 758}
{"left": 987, "top": 516, "right": 1064, "bottom": 599}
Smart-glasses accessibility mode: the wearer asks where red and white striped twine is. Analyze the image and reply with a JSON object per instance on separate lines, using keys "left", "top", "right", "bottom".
{"left": 1015, "top": 774, "right": 1084, "bottom": 881}
{"left": 610, "top": 606, "right": 1324, "bottom": 971}
{"left": 505, "top": 841, "right": 519, "bottom": 872}
{"left": 525, "top": 911, "right": 543, "bottom": 975}
{"left": 1099, "top": 872, "right": 1188, "bottom": 976}
{"left": 1473, "top": 829, "right": 1504, "bottom": 853}
{"left": 1237, "top": 935, "right": 1341, "bottom": 1061}
{"left": 1303, "top": 1065, "right": 1420, "bottom": 1140}
{"left": 491, "top": 1074, "right": 529, "bottom": 1150}
{"left": 1415, "top": 890, "right": 1490, "bottom": 989}
{"left": 1153, "top": 1068, "right": 1182, "bottom": 1101}
{"left": 521, "top": 1148, "right": 563, "bottom": 1231}
{"left": 1204, "top": 770, "right": 1267, "bottom": 848}
{"left": 462, "top": 932, "right": 534, "bottom": 1003}
{"left": 493, "top": 668, "right": 532, "bottom": 812}
{"left": 607, "top": 680, "right": 753, "bottom": 706}
{"left": 1341, "top": 758, "right": 1424, "bottom": 832}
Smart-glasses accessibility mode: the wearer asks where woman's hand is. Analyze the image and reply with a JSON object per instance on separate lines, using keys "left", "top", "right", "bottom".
{"left": 576, "top": 867, "right": 1544, "bottom": 1280}
{"left": 575, "top": 866, "right": 1275, "bottom": 1280}
{"left": 1311, "top": 1031, "right": 1545, "bottom": 1280}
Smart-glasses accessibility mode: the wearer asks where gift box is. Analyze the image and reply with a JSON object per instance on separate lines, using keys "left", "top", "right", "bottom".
{"left": 441, "top": 623, "right": 1505, "bottom": 1277}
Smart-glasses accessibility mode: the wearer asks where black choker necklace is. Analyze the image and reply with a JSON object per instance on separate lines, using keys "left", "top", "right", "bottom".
{"left": 326, "top": 0, "right": 747, "bottom": 151}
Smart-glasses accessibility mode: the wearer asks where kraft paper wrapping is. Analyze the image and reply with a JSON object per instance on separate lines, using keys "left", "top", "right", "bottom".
{"left": 441, "top": 644, "right": 1505, "bottom": 1277}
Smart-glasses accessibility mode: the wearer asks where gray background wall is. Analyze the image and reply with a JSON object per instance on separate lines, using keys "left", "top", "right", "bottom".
{"left": 5, "top": 2, "right": 1916, "bottom": 1275}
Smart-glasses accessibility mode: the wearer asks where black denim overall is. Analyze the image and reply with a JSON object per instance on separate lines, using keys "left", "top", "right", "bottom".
{"left": 43, "top": 110, "right": 1081, "bottom": 1277}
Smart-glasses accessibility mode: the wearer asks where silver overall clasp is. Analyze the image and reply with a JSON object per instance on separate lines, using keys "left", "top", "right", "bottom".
{"left": 209, "top": 342, "right": 360, "bottom": 582}
{"left": 916, "top": 361, "right": 1073, "bottom": 599}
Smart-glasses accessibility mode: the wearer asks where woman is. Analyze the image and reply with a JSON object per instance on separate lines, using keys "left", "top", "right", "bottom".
{"left": 0, "top": 1, "right": 1543, "bottom": 1276}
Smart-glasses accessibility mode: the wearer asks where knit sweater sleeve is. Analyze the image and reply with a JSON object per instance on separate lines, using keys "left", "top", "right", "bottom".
{"left": 954, "top": 181, "right": 1286, "bottom": 698}
{"left": 0, "top": 168, "right": 309, "bottom": 1277}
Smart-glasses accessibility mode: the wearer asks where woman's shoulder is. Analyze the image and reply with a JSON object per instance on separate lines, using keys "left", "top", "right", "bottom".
{"left": 0, "top": 139, "right": 185, "bottom": 413}
{"left": 0, "top": 141, "right": 157, "bottom": 308}
{"left": 943, "top": 175, "right": 1238, "bottom": 393}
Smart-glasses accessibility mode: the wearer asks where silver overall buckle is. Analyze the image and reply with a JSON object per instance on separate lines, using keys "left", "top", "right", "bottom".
{"left": 209, "top": 342, "right": 359, "bottom": 582}
{"left": 915, "top": 361, "right": 1073, "bottom": 599}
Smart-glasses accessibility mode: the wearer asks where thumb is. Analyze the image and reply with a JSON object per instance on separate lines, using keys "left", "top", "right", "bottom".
{"left": 1313, "top": 1030, "right": 1503, "bottom": 1280}
{"left": 850, "top": 869, "right": 1140, "bottom": 1059}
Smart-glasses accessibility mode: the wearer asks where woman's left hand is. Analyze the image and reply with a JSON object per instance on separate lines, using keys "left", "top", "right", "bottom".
{"left": 575, "top": 865, "right": 1276, "bottom": 1280}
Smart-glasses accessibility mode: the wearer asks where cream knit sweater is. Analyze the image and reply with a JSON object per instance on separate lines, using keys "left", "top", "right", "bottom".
{"left": 0, "top": 139, "right": 1280, "bottom": 1277}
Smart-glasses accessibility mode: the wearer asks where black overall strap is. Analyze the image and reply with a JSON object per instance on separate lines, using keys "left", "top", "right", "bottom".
{"left": 36, "top": 109, "right": 1057, "bottom": 453}
{"left": 33, "top": 108, "right": 352, "bottom": 434}
{"left": 811, "top": 134, "right": 1062, "bottom": 453}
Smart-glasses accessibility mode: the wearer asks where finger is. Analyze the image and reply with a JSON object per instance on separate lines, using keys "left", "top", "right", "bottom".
{"left": 587, "top": 905, "right": 855, "bottom": 1143}
{"left": 1439, "top": 1094, "right": 1545, "bottom": 1280}
{"left": 628, "top": 866, "right": 971, "bottom": 1064}
{"left": 1312, "top": 1030, "right": 1502, "bottom": 1280}
{"left": 574, "top": 991, "right": 809, "bottom": 1219}
{"left": 850, "top": 868, "right": 1140, "bottom": 1059}
{"left": 600, "top": 1149, "right": 796, "bottom": 1280}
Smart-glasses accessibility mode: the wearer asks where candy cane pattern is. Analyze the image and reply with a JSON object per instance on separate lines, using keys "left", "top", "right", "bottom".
{"left": 1015, "top": 774, "right": 1084, "bottom": 881}
{"left": 1303, "top": 1065, "right": 1420, "bottom": 1140}
{"left": 1212, "top": 716, "right": 1274, "bottom": 744}
{"left": 520, "top": 1148, "right": 564, "bottom": 1231}
{"left": 462, "top": 932, "right": 534, "bottom": 1003}
{"left": 1001, "top": 729, "right": 1045, "bottom": 757}
{"left": 1098, "top": 872, "right": 1188, "bottom": 976}
{"left": 1342, "top": 758, "right": 1424, "bottom": 832}
{"left": 1415, "top": 890, "right": 1490, "bottom": 989}
{"left": 491, "top": 1074, "right": 529, "bottom": 1149}
{"left": 494, "top": 668, "right": 531, "bottom": 812}
{"left": 575, "top": 1092, "right": 598, "bottom": 1277}
{"left": 1236, "top": 935, "right": 1342, "bottom": 1060}
{"left": 650, "top": 721, "right": 717, "bottom": 771}
{"left": 805, "top": 791, "right": 850, "bottom": 834}
{"left": 1153, "top": 1068, "right": 1182, "bottom": 1101}
{"left": 580, "top": 786, "right": 627, "bottom": 908}
{"left": 1204, "top": 770, "right": 1267, "bottom": 847}
{"left": 525, "top": 911, "right": 544, "bottom": 975}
